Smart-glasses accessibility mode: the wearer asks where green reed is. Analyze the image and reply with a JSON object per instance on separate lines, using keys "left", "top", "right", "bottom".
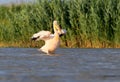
{"left": 0, "top": 0, "right": 120, "bottom": 48}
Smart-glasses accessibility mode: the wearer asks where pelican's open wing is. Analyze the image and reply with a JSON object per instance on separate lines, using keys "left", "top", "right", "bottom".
{"left": 31, "top": 30, "right": 54, "bottom": 41}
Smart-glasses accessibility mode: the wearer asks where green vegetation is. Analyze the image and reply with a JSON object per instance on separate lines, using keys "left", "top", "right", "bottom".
{"left": 0, "top": 0, "right": 120, "bottom": 48}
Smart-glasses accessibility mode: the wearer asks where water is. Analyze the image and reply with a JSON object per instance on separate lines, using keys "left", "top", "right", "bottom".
{"left": 0, "top": 48, "right": 120, "bottom": 82}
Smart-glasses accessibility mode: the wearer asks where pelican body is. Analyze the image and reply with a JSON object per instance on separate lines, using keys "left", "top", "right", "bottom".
{"left": 31, "top": 20, "right": 66, "bottom": 54}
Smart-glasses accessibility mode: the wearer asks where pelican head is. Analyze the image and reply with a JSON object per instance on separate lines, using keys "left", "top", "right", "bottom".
{"left": 53, "top": 20, "right": 66, "bottom": 36}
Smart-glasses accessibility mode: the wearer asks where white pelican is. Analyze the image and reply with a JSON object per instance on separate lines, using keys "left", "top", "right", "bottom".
{"left": 31, "top": 20, "right": 66, "bottom": 54}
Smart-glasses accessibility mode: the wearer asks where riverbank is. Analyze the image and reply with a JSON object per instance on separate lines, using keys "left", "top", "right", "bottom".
{"left": 0, "top": 0, "right": 120, "bottom": 48}
{"left": 0, "top": 41, "right": 120, "bottom": 48}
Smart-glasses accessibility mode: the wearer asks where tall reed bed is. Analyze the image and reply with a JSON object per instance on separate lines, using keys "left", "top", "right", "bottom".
{"left": 0, "top": 0, "right": 120, "bottom": 48}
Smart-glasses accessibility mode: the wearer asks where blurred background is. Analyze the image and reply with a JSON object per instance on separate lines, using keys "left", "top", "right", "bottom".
{"left": 0, "top": 0, "right": 34, "bottom": 5}
{"left": 0, "top": 0, "right": 120, "bottom": 48}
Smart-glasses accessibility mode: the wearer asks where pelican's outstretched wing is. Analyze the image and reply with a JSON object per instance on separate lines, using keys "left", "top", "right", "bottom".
{"left": 31, "top": 29, "right": 67, "bottom": 41}
{"left": 31, "top": 30, "right": 54, "bottom": 41}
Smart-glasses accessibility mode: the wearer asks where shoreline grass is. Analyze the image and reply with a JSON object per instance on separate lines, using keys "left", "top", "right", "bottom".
{"left": 0, "top": 0, "right": 120, "bottom": 48}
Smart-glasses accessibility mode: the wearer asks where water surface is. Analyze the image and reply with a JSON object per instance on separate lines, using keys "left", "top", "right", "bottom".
{"left": 0, "top": 48, "right": 120, "bottom": 82}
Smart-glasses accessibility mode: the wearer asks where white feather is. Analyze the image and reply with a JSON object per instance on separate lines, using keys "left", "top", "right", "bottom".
{"left": 32, "top": 30, "right": 52, "bottom": 41}
{"left": 31, "top": 20, "right": 67, "bottom": 54}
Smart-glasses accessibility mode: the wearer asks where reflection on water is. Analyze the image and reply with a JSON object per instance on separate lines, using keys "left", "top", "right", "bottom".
{"left": 0, "top": 48, "right": 120, "bottom": 82}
